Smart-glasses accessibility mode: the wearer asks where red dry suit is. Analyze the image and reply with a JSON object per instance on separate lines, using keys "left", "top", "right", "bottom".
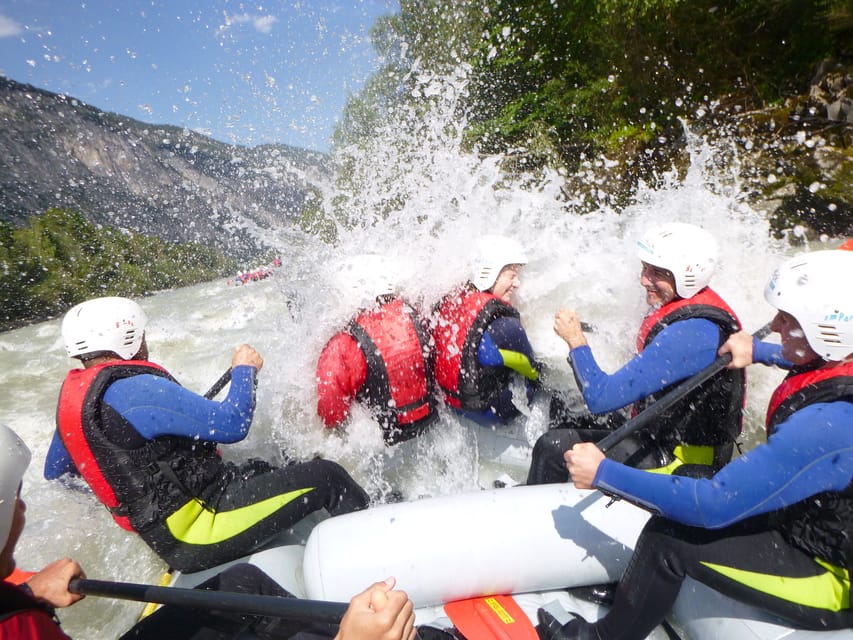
{"left": 317, "top": 297, "right": 436, "bottom": 444}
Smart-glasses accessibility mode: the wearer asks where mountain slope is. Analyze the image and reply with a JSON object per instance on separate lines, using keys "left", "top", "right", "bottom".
{"left": 0, "top": 76, "right": 330, "bottom": 259}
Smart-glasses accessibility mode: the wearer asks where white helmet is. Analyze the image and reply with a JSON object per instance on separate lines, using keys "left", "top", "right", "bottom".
{"left": 0, "top": 424, "right": 30, "bottom": 550}
{"left": 62, "top": 296, "right": 148, "bottom": 360}
{"left": 470, "top": 235, "right": 528, "bottom": 292}
{"left": 636, "top": 223, "right": 717, "bottom": 299}
{"left": 764, "top": 249, "right": 853, "bottom": 361}
{"left": 333, "top": 254, "right": 399, "bottom": 308}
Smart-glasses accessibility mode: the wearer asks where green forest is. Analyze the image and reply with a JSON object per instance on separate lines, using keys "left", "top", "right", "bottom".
{"left": 339, "top": 0, "right": 852, "bottom": 166}
{"left": 0, "top": 209, "right": 236, "bottom": 331}
{"left": 331, "top": 0, "right": 853, "bottom": 221}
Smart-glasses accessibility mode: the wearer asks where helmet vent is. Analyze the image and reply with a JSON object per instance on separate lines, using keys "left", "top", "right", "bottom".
{"left": 817, "top": 324, "right": 842, "bottom": 344}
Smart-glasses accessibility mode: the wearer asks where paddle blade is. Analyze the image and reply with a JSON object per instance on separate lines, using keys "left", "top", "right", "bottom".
{"left": 444, "top": 595, "right": 539, "bottom": 640}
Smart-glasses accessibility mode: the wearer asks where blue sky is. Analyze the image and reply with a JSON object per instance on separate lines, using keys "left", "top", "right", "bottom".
{"left": 0, "top": 1, "right": 398, "bottom": 152}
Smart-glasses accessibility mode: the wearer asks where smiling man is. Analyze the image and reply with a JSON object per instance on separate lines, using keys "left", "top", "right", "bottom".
{"left": 548, "top": 248, "right": 853, "bottom": 639}
{"left": 528, "top": 222, "right": 747, "bottom": 484}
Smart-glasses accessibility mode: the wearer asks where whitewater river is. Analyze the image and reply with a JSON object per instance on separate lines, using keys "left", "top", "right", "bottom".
{"left": 0, "top": 115, "right": 828, "bottom": 637}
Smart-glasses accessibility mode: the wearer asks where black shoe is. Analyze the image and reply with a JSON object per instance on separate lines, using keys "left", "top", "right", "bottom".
{"left": 567, "top": 582, "right": 616, "bottom": 606}
{"left": 536, "top": 609, "right": 598, "bottom": 640}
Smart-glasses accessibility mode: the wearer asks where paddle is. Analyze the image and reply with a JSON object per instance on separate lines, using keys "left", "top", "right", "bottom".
{"left": 69, "top": 578, "right": 348, "bottom": 624}
{"left": 445, "top": 595, "right": 539, "bottom": 640}
{"left": 596, "top": 322, "right": 773, "bottom": 454}
{"left": 204, "top": 369, "right": 232, "bottom": 399}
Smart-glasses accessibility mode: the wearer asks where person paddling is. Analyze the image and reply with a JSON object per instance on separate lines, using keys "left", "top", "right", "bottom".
{"left": 430, "top": 235, "right": 543, "bottom": 426}
{"left": 2, "top": 423, "right": 414, "bottom": 640}
{"left": 316, "top": 254, "right": 437, "bottom": 445}
{"left": 0, "top": 423, "right": 83, "bottom": 639}
{"left": 527, "top": 222, "right": 746, "bottom": 483}
{"left": 122, "top": 574, "right": 418, "bottom": 640}
{"left": 540, "top": 248, "right": 853, "bottom": 639}
{"left": 44, "top": 296, "right": 369, "bottom": 574}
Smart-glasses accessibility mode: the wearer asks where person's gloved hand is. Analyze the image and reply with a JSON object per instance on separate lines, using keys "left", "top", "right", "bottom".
{"left": 525, "top": 378, "right": 541, "bottom": 406}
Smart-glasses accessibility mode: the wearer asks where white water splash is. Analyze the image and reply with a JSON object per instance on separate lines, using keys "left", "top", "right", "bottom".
{"left": 0, "top": 66, "right": 835, "bottom": 639}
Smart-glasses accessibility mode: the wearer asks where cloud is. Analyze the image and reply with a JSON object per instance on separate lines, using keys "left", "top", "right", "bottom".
{"left": 0, "top": 14, "right": 23, "bottom": 38}
{"left": 218, "top": 12, "right": 277, "bottom": 36}
{"left": 252, "top": 15, "right": 277, "bottom": 34}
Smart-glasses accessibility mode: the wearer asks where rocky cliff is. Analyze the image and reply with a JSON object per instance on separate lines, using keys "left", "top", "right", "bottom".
{"left": 0, "top": 76, "right": 330, "bottom": 259}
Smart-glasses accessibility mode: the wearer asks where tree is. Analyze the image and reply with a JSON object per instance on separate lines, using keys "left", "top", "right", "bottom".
{"left": 337, "top": 0, "right": 850, "bottom": 176}
{"left": 0, "top": 209, "right": 237, "bottom": 331}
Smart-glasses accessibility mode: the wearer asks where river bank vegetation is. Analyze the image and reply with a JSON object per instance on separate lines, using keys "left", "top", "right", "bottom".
{"left": 335, "top": 0, "right": 853, "bottom": 233}
{"left": 0, "top": 209, "right": 236, "bottom": 331}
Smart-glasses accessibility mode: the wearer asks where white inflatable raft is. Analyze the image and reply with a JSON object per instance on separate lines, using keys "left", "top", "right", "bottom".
{"left": 171, "top": 484, "right": 853, "bottom": 639}
{"left": 302, "top": 484, "right": 643, "bottom": 606}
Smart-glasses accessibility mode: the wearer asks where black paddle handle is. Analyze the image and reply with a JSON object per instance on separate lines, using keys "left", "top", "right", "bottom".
{"left": 69, "top": 578, "right": 349, "bottom": 624}
{"left": 597, "top": 322, "right": 773, "bottom": 454}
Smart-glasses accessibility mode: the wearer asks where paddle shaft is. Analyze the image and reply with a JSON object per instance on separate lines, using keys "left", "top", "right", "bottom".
{"left": 597, "top": 322, "right": 773, "bottom": 454}
{"left": 204, "top": 369, "right": 232, "bottom": 399}
{"left": 69, "top": 578, "right": 348, "bottom": 624}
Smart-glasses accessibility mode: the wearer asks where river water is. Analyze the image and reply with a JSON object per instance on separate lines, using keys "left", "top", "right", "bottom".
{"left": 0, "top": 85, "right": 833, "bottom": 638}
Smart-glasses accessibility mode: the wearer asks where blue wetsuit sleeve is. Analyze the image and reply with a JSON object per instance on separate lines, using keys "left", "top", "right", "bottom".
{"left": 478, "top": 316, "right": 540, "bottom": 381}
{"left": 43, "top": 429, "right": 79, "bottom": 479}
{"left": 752, "top": 339, "right": 793, "bottom": 369}
{"left": 569, "top": 318, "right": 720, "bottom": 414}
{"left": 594, "top": 401, "right": 853, "bottom": 527}
{"left": 103, "top": 365, "right": 257, "bottom": 443}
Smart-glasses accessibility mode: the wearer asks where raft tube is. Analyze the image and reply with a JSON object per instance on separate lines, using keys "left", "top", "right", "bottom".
{"left": 302, "top": 483, "right": 649, "bottom": 607}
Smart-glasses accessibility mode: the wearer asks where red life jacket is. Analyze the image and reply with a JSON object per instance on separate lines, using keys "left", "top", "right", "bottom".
{"left": 56, "top": 361, "right": 170, "bottom": 530}
{"left": 766, "top": 361, "right": 853, "bottom": 432}
{"left": 347, "top": 298, "right": 437, "bottom": 444}
{"left": 633, "top": 287, "right": 745, "bottom": 470}
{"left": 432, "top": 287, "right": 520, "bottom": 411}
{"left": 762, "top": 361, "right": 853, "bottom": 568}
{"left": 6, "top": 567, "right": 34, "bottom": 585}
{"left": 0, "top": 582, "right": 71, "bottom": 640}
{"left": 55, "top": 361, "right": 223, "bottom": 532}
{"left": 636, "top": 287, "right": 741, "bottom": 352}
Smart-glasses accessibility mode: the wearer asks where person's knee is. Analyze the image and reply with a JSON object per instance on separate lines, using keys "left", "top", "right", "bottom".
{"left": 637, "top": 518, "right": 689, "bottom": 570}
{"left": 531, "top": 434, "right": 556, "bottom": 459}
{"left": 312, "top": 458, "right": 351, "bottom": 482}
{"left": 534, "top": 429, "right": 580, "bottom": 456}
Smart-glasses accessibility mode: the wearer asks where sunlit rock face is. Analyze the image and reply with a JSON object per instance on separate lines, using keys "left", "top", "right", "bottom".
{"left": 0, "top": 76, "right": 331, "bottom": 260}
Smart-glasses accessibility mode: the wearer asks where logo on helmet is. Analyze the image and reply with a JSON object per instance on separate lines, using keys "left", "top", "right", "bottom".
{"left": 636, "top": 240, "right": 652, "bottom": 255}
{"left": 824, "top": 310, "right": 853, "bottom": 323}
{"left": 767, "top": 270, "right": 780, "bottom": 292}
